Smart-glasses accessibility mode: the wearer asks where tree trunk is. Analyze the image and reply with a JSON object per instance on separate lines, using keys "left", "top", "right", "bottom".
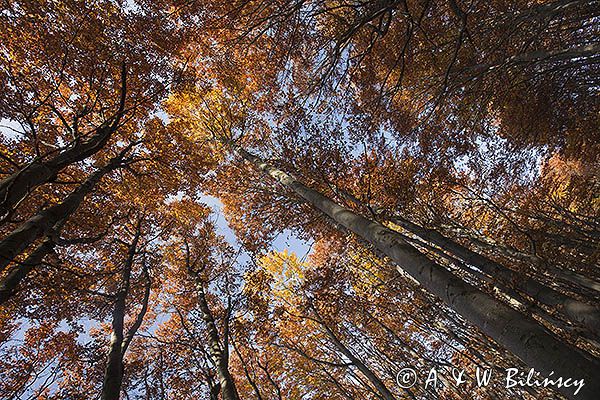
{"left": 0, "top": 149, "right": 129, "bottom": 274}
{"left": 0, "top": 238, "right": 54, "bottom": 305}
{"left": 0, "top": 65, "right": 127, "bottom": 222}
{"left": 102, "top": 293, "right": 127, "bottom": 400}
{"left": 313, "top": 308, "right": 397, "bottom": 400}
{"left": 235, "top": 146, "right": 600, "bottom": 400}
{"left": 387, "top": 215, "right": 600, "bottom": 338}
{"left": 196, "top": 279, "right": 241, "bottom": 400}
{"left": 231, "top": 336, "right": 264, "bottom": 400}
{"left": 458, "top": 229, "right": 600, "bottom": 295}
{"left": 101, "top": 224, "right": 140, "bottom": 400}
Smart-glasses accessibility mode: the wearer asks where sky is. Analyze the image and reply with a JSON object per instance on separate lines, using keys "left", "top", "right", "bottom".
{"left": 199, "top": 193, "right": 314, "bottom": 263}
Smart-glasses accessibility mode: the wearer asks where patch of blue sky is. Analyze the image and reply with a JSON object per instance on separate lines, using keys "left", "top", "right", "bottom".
{"left": 198, "top": 193, "right": 312, "bottom": 264}
{"left": 152, "top": 109, "right": 171, "bottom": 124}
{"left": 0, "top": 117, "right": 23, "bottom": 141}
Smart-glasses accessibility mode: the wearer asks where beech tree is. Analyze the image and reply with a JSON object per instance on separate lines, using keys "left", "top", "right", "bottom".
{"left": 1, "top": 0, "right": 599, "bottom": 399}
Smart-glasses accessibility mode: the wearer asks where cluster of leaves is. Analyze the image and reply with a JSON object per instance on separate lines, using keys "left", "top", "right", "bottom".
{"left": 0, "top": 0, "right": 598, "bottom": 399}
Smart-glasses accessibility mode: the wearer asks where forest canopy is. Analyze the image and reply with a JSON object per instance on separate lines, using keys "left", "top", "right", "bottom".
{"left": 0, "top": 0, "right": 599, "bottom": 399}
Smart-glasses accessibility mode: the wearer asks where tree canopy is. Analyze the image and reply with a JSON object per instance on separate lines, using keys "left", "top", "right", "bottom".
{"left": 1, "top": 0, "right": 599, "bottom": 399}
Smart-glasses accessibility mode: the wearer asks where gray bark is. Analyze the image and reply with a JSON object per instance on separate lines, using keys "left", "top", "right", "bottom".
{"left": 196, "top": 279, "right": 241, "bottom": 400}
{"left": 236, "top": 146, "right": 600, "bottom": 400}
{"left": 101, "top": 224, "right": 143, "bottom": 400}
{"left": 388, "top": 215, "right": 600, "bottom": 338}
{"left": 460, "top": 231, "right": 600, "bottom": 295}
{"left": 313, "top": 308, "right": 397, "bottom": 400}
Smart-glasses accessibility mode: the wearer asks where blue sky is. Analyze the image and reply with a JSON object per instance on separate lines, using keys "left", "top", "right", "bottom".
{"left": 199, "top": 193, "right": 313, "bottom": 264}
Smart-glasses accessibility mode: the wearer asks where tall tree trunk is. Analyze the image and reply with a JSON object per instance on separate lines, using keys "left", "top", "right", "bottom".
{"left": 386, "top": 214, "right": 600, "bottom": 338}
{"left": 102, "top": 286, "right": 127, "bottom": 400}
{"left": 313, "top": 308, "right": 397, "bottom": 400}
{"left": 463, "top": 43, "right": 600, "bottom": 77}
{"left": 456, "top": 229, "right": 600, "bottom": 294}
{"left": 335, "top": 185, "right": 600, "bottom": 329}
{"left": 235, "top": 146, "right": 600, "bottom": 400}
{"left": 0, "top": 238, "right": 55, "bottom": 305}
{"left": 231, "top": 336, "right": 265, "bottom": 400}
{"left": 0, "top": 216, "right": 111, "bottom": 306}
{"left": 255, "top": 357, "right": 283, "bottom": 400}
{"left": 101, "top": 224, "right": 141, "bottom": 400}
{"left": 0, "top": 146, "right": 131, "bottom": 274}
{"left": 195, "top": 279, "right": 241, "bottom": 400}
{"left": 0, "top": 64, "right": 127, "bottom": 221}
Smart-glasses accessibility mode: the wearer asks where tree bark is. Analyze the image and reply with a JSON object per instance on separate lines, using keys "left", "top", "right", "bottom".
{"left": 313, "top": 308, "right": 397, "bottom": 400}
{"left": 386, "top": 215, "right": 600, "bottom": 338}
{"left": 0, "top": 238, "right": 54, "bottom": 305}
{"left": 101, "top": 224, "right": 141, "bottom": 400}
{"left": 459, "top": 230, "right": 600, "bottom": 295}
{"left": 0, "top": 64, "right": 127, "bottom": 221}
{"left": 196, "top": 279, "right": 241, "bottom": 400}
{"left": 102, "top": 289, "right": 127, "bottom": 400}
{"left": 235, "top": 146, "right": 600, "bottom": 400}
{"left": 0, "top": 146, "right": 131, "bottom": 274}
{"left": 231, "top": 336, "right": 264, "bottom": 400}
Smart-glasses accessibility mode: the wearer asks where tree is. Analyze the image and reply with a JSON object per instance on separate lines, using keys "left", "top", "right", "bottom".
{"left": 1, "top": 0, "right": 599, "bottom": 398}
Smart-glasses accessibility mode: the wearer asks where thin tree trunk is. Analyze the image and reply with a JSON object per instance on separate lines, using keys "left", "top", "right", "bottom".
{"left": 460, "top": 230, "right": 600, "bottom": 294}
{"left": 0, "top": 65, "right": 127, "bottom": 222}
{"left": 462, "top": 43, "right": 600, "bottom": 77}
{"left": 231, "top": 336, "right": 264, "bottom": 400}
{"left": 254, "top": 357, "right": 283, "bottom": 400}
{"left": 313, "top": 308, "right": 397, "bottom": 400}
{"left": 321, "top": 366, "right": 356, "bottom": 400}
{"left": 336, "top": 185, "right": 600, "bottom": 311}
{"left": 196, "top": 279, "right": 241, "bottom": 400}
{"left": 101, "top": 224, "right": 141, "bottom": 400}
{"left": 235, "top": 146, "right": 600, "bottom": 400}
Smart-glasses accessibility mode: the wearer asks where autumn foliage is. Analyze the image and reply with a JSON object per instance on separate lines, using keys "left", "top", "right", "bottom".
{"left": 0, "top": 0, "right": 599, "bottom": 399}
